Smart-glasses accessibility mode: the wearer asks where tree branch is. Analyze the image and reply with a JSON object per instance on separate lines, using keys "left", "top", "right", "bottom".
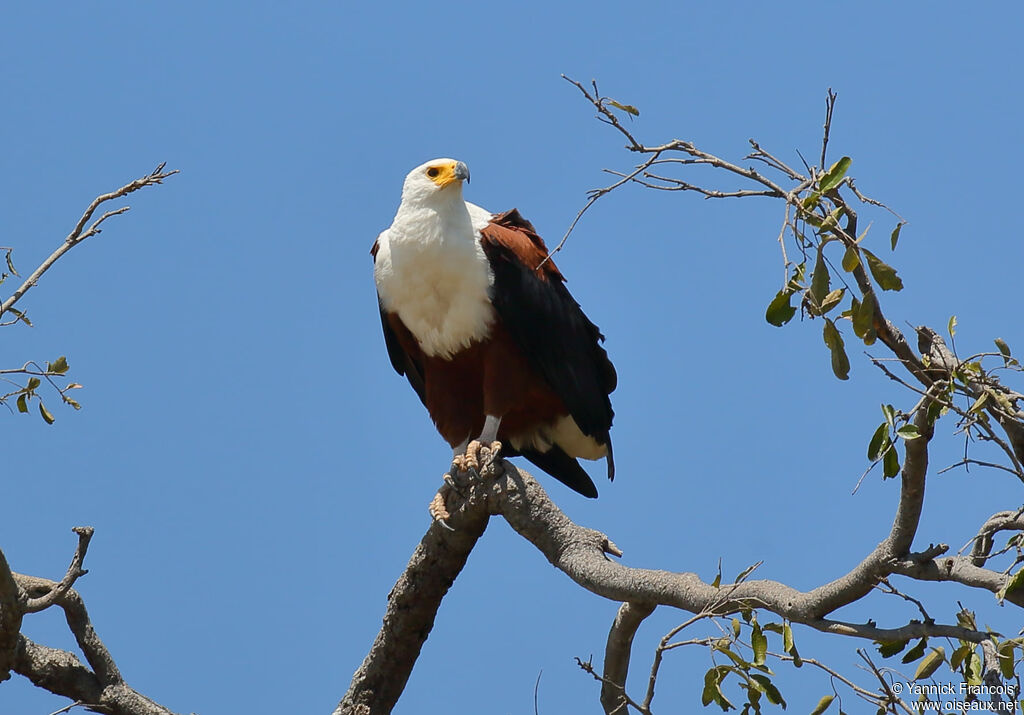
{"left": 24, "top": 526, "right": 93, "bottom": 614}
{"left": 0, "top": 163, "right": 178, "bottom": 320}
{"left": 0, "top": 547, "right": 27, "bottom": 682}
{"left": 600, "top": 601, "right": 655, "bottom": 715}
{"left": 3, "top": 528, "right": 181, "bottom": 714}
{"left": 335, "top": 505, "right": 489, "bottom": 715}
{"left": 342, "top": 430, "right": 987, "bottom": 713}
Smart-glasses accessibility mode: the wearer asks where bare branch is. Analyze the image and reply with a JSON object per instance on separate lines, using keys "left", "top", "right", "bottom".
{"left": 969, "top": 509, "right": 1024, "bottom": 566}
{"left": 857, "top": 649, "right": 913, "bottom": 715}
{"left": 0, "top": 547, "right": 27, "bottom": 681}
{"left": 538, "top": 155, "right": 663, "bottom": 269}
{"left": 15, "top": 636, "right": 179, "bottom": 715}
{"left": 820, "top": 89, "right": 837, "bottom": 170}
{"left": 25, "top": 526, "right": 93, "bottom": 614}
{"left": 890, "top": 554, "right": 1024, "bottom": 607}
{"left": 4, "top": 528, "right": 180, "bottom": 714}
{"left": 576, "top": 655, "right": 647, "bottom": 714}
{"left": 600, "top": 602, "right": 655, "bottom": 715}
{"left": 335, "top": 505, "right": 489, "bottom": 715}
{"left": 0, "top": 163, "right": 178, "bottom": 320}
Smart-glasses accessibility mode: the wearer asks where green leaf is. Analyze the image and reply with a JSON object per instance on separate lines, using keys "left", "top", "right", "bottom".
{"left": 819, "top": 206, "right": 845, "bottom": 233}
{"left": 995, "top": 338, "right": 1017, "bottom": 366}
{"left": 783, "top": 623, "right": 794, "bottom": 654}
{"left": 765, "top": 289, "right": 797, "bottom": 327}
{"left": 47, "top": 356, "right": 69, "bottom": 375}
{"left": 26, "top": 377, "right": 41, "bottom": 391}
{"left": 998, "top": 642, "right": 1015, "bottom": 679}
{"left": 868, "top": 422, "right": 889, "bottom": 461}
{"left": 712, "top": 559, "right": 722, "bottom": 588}
{"left": 883, "top": 444, "right": 900, "bottom": 478}
{"left": 8, "top": 307, "right": 33, "bottom": 326}
{"left": 819, "top": 156, "right": 852, "bottom": 193}
{"left": 841, "top": 246, "right": 860, "bottom": 272}
{"left": 913, "top": 647, "right": 945, "bottom": 680}
{"left": 850, "top": 296, "right": 876, "bottom": 345}
{"left": 820, "top": 288, "right": 844, "bottom": 315}
{"left": 949, "top": 643, "right": 972, "bottom": 670}
{"left": 17, "top": 393, "right": 29, "bottom": 413}
{"left": 965, "top": 652, "right": 983, "bottom": 686}
{"left": 607, "top": 99, "right": 639, "bottom": 116}
{"left": 877, "top": 640, "right": 908, "bottom": 658}
{"left": 810, "top": 248, "right": 831, "bottom": 312}
{"left": 702, "top": 666, "right": 735, "bottom": 711}
{"left": 810, "top": 695, "right": 835, "bottom": 715}
{"left": 802, "top": 191, "right": 821, "bottom": 210}
{"left": 997, "top": 568, "right": 1024, "bottom": 602}
{"left": 896, "top": 425, "right": 921, "bottom": 440}
{"left": 749, "top": 674, "right": 786, "bottom": 707}
{"left": 948, "top": 315, "right": 957, "bottom": 337}
{"left": 890, "top": 223, "right": 903, "bottom": 251}
{"left": 751, "top": 622, "right": 768, "bottom": 667}
{"left": 714, "top": 644, "right": 751, "bottom": 669}
{"left": 955, "top": 607, "right": 977, "bottom": 630}
{"left": 801, "top": 211, "right": 823, "bottom": 228}
{"left": 881, "top": 404, "right": 896, "bottom": 428}
{"left": 39, "top": 401, "right": 55, "bottom": 424}
{"left": 822, "top": 318, "right": 850, "bottom": 380}
{"left": 968, "top": 392, "right": 989, "bottom": 415}
{"left": 5, "top": 248, "right": 18, "bottom": 276}
{"left": 905, "top": 635, "right": 929, "bottom": 663}
{"left": 862, "top": 249, "right": 904, "bottom": 291}
{"left": 732, "top": 617, "right": 741, "bottom": 638}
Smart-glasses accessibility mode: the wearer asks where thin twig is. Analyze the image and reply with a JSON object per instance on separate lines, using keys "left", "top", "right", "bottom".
{"left": 0, "top": 163, "right": 177, "bottom": 319}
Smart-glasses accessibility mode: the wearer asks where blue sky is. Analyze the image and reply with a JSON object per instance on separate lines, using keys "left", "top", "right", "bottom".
{"left": 3, "top": 3, "right": 1023, "bottom": 713}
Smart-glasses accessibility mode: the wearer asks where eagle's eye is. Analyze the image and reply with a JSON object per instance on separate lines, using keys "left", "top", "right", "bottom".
{"left": 426, "top": 167, "right": 441, "bottom": 178}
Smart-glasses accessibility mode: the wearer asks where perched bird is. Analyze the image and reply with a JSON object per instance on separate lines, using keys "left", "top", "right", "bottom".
{"left": 371, "top": 158, "right": 616, "bottom": 498}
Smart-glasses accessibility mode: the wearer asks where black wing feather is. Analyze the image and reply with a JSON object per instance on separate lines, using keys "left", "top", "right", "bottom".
{"left": 481, "top": 213, "right": 616, "bottom": 446}
{"left": 377, "top": 298, "right": 426, "bottom": 406}
{"left": 517, "top": 445, "right": 599, "bottom": 498}
{"left": 372, "top": 238, "right": 426, "bottom": 406}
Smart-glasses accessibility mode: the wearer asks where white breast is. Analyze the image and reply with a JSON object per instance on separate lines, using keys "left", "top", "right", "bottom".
{"left": 374, "top": 202, "right": 496, "bottom": 358}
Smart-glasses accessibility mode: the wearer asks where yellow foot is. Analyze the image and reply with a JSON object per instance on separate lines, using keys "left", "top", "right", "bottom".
{"left": 429, "top": 441, "right": 504, "bottom": 526}
{"left": 455, "top": 440, "right": 502, "bottom": 475}
{"left": 429, "top": 482, "right": 454, "bottom": 525}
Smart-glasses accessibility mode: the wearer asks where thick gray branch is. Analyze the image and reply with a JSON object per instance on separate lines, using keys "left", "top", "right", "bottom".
{"left": 891, "top": 555, "right": 1024, "bottom": 608}
{"left": 3, "top": 528, "right": 180, "bottom": 714}
{"left": 601, "top": 602, "right": 655, "bottom": 715}
{"left": 0, "top": 548, "right": 27, "bottom": 681}
{"left": 14, "top": 636, "right": 178, "bottom": 715}
{"left": 25, "top": 526, "right": 93, "bottom": 614}
{"left": 971, "top": 510, "right": 1024, "bottom": 566}
{"left": 335, "top": 507, "right": 489, "bottom": 715}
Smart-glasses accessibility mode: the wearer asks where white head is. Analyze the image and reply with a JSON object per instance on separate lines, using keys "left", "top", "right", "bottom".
{"left": 400, "top": 158, "right": 471, "bottom": 207}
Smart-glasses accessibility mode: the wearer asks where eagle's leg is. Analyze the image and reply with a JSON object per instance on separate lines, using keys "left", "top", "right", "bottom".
{"left": 449, "top": 416, "right": 503, "bottom": 476}
{"left": 433, "top": 418, "right": 504, "bottom": 525}
{"left": 468, "top": 411, "right": 503, "bottom": 467}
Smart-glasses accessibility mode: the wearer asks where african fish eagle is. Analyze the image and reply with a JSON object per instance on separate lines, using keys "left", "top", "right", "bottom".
{"left": 371, "top": 158, "right": 616, "bottom": 498}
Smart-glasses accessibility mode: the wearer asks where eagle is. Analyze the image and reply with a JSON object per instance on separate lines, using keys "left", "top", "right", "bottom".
{"left": 372, "top": 158, "right": 616, "bottom": 498}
